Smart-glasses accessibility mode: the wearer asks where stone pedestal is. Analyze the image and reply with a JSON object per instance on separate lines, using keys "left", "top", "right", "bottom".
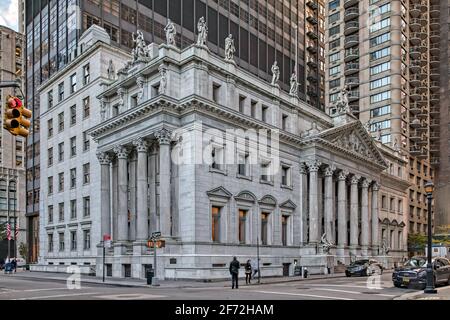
{"left": 299, "top": 254, "right": 335, "bottom": 275}
{"left": 377, "top": 255, "right": 394, "bottom": 270}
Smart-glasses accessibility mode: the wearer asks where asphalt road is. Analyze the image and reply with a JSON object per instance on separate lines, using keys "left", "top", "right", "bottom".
{"left": 0, "top": 272, "right": 421, "bottom": 300}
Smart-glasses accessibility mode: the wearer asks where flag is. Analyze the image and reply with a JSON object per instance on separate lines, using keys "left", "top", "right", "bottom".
{"left": 14, "top": 222, "right": 19, "bottom": 239}
{"left": 6, "top": 223, "right": 11, "bottom": 241}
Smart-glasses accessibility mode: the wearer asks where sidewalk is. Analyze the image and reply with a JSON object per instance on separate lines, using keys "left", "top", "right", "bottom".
{"left": 4, "top": 270, "right": 346, "bottom": 289}
{"left": 396, "top": 286, "right": 450, "bottom": 300}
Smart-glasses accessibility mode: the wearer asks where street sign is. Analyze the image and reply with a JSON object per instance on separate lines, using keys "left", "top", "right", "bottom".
{"left": 147, "top": 239, "right": 166, "bottom": 248}
{"left": 151, "top": 231, "right": 161, "bottom": 238}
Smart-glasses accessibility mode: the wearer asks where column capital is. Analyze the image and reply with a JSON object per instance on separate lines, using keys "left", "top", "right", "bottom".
{"left": 372, "top": 182, "right": 380, "bottom": 191}
{"left": 324, "top": 164, "right": 336, "bottom": 177}
{"left": 132, "top": 137, "right": 149, "bottom": 152}
{"left": 362, "top": 178, "right": 372, "bottom": 188}
{"left": 350, "top": 174, "right": 361, "bottom": 185}
{"left": 306, "top": 160, "right": 322, "bottom": 172}
{"left": 155, "top": 128, "right": 173, "bottom": 145}
{"left": 96, "top": 152, "right": 112, "bottom": 165}
{"left": 338, "top": 170, "right": 349, "bottom": 181}
{"left": 299, "top": 163, "right": 308, "bottom": 174}
{"left": 113, "top": 145, "right": 130, "bottom": 159}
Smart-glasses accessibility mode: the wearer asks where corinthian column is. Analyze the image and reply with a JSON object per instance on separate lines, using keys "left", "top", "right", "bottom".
{"left": 307, "top": 160, "right": 321, "bottom": 244}
{"left": 298, "top": 163, "right": 308, "bottom": 245}
{"left": 324, "top": 165, "right": 336, "bottom": 244}
{"left": 350, "top": 174, "right": 361, "bottom": 255}
{"left": 133, "top": 138, "right": 149, "bottom": 241}
{"left": 372, "top": 182, "right": 380, "bottom": 255}
{"left": 361, "top": 178, "right": 371, "bottom": 256}
{"left": 337, "top": 170, "right": 348, "bottom": 258}
{"left": 155, "top": 128, "right": 172, "bottom": 237}
{"left": 97, "top": 152, "right": 111, "bottom": 240}
{"left": 113, "top": 145, "right": 129, "bottom": 243}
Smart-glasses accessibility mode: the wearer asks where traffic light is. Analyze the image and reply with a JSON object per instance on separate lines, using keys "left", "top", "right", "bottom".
{"left": 3, "top": 95, "right": 31, "bottom": 137}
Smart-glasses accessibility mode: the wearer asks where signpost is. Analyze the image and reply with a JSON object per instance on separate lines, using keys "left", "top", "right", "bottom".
{"left": 149, "top": 231, "right": 162, "bottom": 286}
{"left": 102, "top": 234, "right": 111, "bottom": 282}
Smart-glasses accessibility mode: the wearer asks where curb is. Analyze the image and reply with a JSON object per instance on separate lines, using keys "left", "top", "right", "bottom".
{"left": 394, "top": 286, "right": 449, "bottom": 300}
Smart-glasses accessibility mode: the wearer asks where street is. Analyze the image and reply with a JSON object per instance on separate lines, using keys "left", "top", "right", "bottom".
{"left": 0, "top": 272, "right": 421, "bottom": 300}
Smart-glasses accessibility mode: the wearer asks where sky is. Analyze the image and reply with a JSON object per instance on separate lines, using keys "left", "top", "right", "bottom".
{"left": 0, "top": 0, "right": 19, "bottom": 32}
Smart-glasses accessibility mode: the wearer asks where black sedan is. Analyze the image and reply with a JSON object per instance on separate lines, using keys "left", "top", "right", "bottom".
{"left": 392, "top": 256, "right": 450, "bottom": 289}
{"left": 345, "top": 259, "right": 383, "bottom": 277}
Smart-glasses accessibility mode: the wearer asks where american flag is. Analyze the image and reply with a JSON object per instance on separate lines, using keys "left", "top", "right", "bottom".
{"left": 6, "top": 223, "right": 11, "bottom": 241}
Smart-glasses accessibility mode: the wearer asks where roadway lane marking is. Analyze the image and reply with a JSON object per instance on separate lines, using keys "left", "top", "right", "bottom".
{"left": 252, "top": 290, "right": 355, "bottom": 300}
{"left": 13, "top": 292, "right": 102, "bottom": 300}
{"left": 313, "top": 288, "right": 363, "bottom": 295}
{"left": 95, "top": 293, "right": 166, "bottom": 300}
{"left": 0, "top": 287, "right": 71, "bottom": 294}
{"left": 308, "top": 284, "right": 368, "bottom": 289}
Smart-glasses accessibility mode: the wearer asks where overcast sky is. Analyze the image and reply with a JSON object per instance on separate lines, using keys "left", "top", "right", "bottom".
{"left": 0, "top": 0, "right": 18, "bottom": 32}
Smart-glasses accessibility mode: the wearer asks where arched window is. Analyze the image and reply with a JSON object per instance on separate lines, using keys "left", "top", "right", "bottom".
{"left": 9, "top": 181, "right": 17, "bottom": 210}
{"left": 0, "top": 180, "right": 7, "bottom": 211}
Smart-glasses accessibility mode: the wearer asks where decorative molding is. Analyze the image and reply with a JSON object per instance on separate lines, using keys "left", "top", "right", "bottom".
{"left": 155, "top": 127, "right": 172, "bottom": 145}
{"left": 362, "top": 178, "right": 372, "bottom": 188}
{"left": 96, "top": 152, "right": 111, "bottom": 165}
{"left": 206, "top": 186, "right": 232, "bottom": 199}
{"left": 338, "top": 170, "right": 349, "bottom": 181}
{"left": 113, "top": 145, "right": 129, "bottom": 159}
{"left": 372, "top": 182, "right": 380, "bottom": 191}
{"left": 132, "top": 137, "right": 148, "bottom": 152}
{"left": 324, "top": 164, "right": 336, "bottom": 177}
{"left": 259, "top": 195, "right": 277, "bottom": 206}
{"left": 136, "top": 76, "right": 145, "bottom": 101}
{"left": 279, "top": 199, "right": 297, "bottom": 210}
{"left": 234, "top": 191, "right": 257, "bottom": 203}
{"left": 299, "top": 163, "right": 308, "bottom": 175}
{"left": 351, "top": 175, "right": 361, "bottom": 185}
{"left": 306, "top": 160, "right": 321, "bottom": 172}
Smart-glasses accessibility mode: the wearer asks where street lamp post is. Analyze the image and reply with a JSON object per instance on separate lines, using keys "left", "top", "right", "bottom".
{"left": 424, "top": 181, "right": 437, "bottom": 294}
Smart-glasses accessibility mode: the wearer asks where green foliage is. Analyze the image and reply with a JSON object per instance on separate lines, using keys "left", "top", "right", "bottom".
{"left": 18, "top": 242, "right": 27, "bottom": 260}
{"left": 408, "top": 232, "right": 427, "bottom": 251}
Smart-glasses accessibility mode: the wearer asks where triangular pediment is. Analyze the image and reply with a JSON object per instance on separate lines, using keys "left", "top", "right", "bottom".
{"left": 206, "top": 186, "right": 232, "bottom": 199}
{"left": 316, "top": 121, "right": 387, "bottom": 168}
{"left": 279, "top": 199, "right": 297, "bottom": 210}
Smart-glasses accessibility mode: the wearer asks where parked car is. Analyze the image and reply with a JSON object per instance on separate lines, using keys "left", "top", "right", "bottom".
{"left": 345, "top": 259, "right": 383, "bottom": 277}
{"left": 392, "top": 256, "right": 450, "bottom": 289}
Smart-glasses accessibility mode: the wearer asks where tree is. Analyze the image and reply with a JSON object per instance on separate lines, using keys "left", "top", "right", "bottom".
{"left": 18, "top": 242, "right": 27, "bottom": 261}
{"left": 408, "top": 232, "right": 427, "bottom": 253}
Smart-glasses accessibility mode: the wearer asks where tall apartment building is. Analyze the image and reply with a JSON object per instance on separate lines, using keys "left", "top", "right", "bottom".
{"left": 324, "top": 0, "right": 438, "bottom": 240}
{"left": 0, "top": 26, "right": 26, "bottom": 255}
{"left": 24, "top": 0, "right": 326, "bottom": 263}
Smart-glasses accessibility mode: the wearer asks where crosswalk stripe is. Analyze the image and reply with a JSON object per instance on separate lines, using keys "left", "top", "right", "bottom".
{"left": 13, "top": 292, "right": 102, "bottom": 300}
{"left": 252, "top": 290, "right": 355, "bottom": 300}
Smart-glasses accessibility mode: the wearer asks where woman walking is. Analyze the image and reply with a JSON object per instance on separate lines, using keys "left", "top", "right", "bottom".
{"left": 245, "top": 260, "right": 252, "bottom": 284}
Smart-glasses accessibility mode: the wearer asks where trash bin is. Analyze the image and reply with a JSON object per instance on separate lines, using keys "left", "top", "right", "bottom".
{"left": 146, "top": 268, "right": 154, "bottom": 285}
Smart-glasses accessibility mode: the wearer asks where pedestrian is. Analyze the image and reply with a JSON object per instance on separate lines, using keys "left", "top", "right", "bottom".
{"left": 245, "top": 260, "right": 252, "bottom": 284}
{"left": 229, "top": 256, "right": 240, "bottom": 289}
{"left": 251, "top": 259, "right": 259, "bottom": 279}
{"left": 12, "top": 258, "right": 17, "bottom": 273}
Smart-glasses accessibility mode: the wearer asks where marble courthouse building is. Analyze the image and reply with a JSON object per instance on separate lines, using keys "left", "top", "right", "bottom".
{"left": 89, "top": 23, "right": 408, "bottom": 280}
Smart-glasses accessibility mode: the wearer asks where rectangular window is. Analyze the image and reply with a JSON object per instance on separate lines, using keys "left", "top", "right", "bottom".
{"left": 70, "top": 105, "right": 76, "bottom": 125}
{"left": 282, "top": 215, "right": 288, "bottom": 246}
{"left": 381, "top": 134, "right": 391, "bottom": 144}
{"left": 329, "top": 25, "right": 340, "bottom": 37}
{"left": 261, "top": 161, "right": 273, "bottom": 183}
{"left": 211, "top": 147, "right": 223, "bottom": 171}
{"left": 83, "top": 163, "right": 90, "bottom": 184}
{"left": 70, "top": 136, "right": 76, "bottom": 157}
{"left": 70, "top": 199, "right": 77, "bottom": 219}
{"left": 58, "top": 142, "right": 64, "bottom": 162}
{"left": 83, "top": 230, "right": 91, "bottom": 250}
{"left": 370, "top": 105, "right": 391, "bottom": 118}
{"left": 382, "top": 195, "right": 387, "bottom": 209}
{"left": 83, "top": 196, "right": 90, "bottom": 217}
{"left": 48, "top": 205, "right": 53, "bottom": 223}
{"left": 58, "top": 172, "right": 64, "bottom": 192}
{"left": 261, "top": 212, "right": 269, "bottom": 245}
{"left": 250, "top": 100, "right": 257, "bottom": 118}
{"left": 212, "top": 83, "right": 220, "bottom": 103}
{"left": 329, "top": 0, "right": 340, "bottom": 10}
{"left": 83, "top": 131, "right": 90, "bottom": 151}
{"left": 48, "top": 176, "right": 53, "bottom": 194}
{"left": 48, "top": 147, "right": 53, "bottom": 167}
{"left": 48, "top": 234, "right": 54, "bottom": 252}
{"left": 329, "top": 52, "right": 340, "bottom": 64}
{"left": 69, "top": 231, "right": 77, "bottom": 251}
{"left": 58, "top": 112, "right": 64, "bottom": 132}
{"left": 47, "top": 119, "right": 53, "bottom": 137}
{"left": 211, "top": 206, "right": 220, "bottom": 242}
{"left": 239, "top": 209, "right": 247, "bottom": 244}
{"left": 370, "top": 17, "right": 390, "bottom": 33}
{"left": 83, "top": 64, "right": 90, "bottom": 85}
{"left": 238, "top": 153, "right": 248, "bottom": 176}
{"left": 70, "top": 168, "right": 76, "bottom": 189}
{"left": 70, "top": 73, "right": 77, "bottom": 93}
{"left": 370, "top": 76, "right": 391, "bottom": 90}
{"left": 329, "top": 78, "right": 340, "bottom": 89}
{"left": 329, "top": 92, "right": 339, "bottom": 103}
{"left": 370, "top": 119, "right": 391, "bottom": 131}
{"left": 239, "top": 95, "right": 246, "bottom": 113}
{"left": 58, "top": 202, "right": 64, "bottom": 222}
{"left": 370, "top": 62, "right": 390, "bottom": 75}
{"left": 262, "top": 105, "right": 268, "bottom": 122}
{"left": 48, "top": 90, "right": 53, "bottom": 109}
{"left": 329, "top": 12, "right": 340, "bottom": 24}
{"left": 282, "top": 114, "right": 288, "bottom": 131}
{"left": 329, "top": 65, "right": 340, "bottom": 76}
{"left": 281, "top": 165, "right": 291, "bottom": 186}
{"left": 370, "top": 90, "right": 391, "bottom": 104}
{"left": 83, "top": 97, "right": 90, "bottom": 119}
{"left": 58, "top": 82, "right": 64, "bottom": 101}
{"left": 329, "top": 39, "right": 340, "bottom": 50}
{"left": 370, "top": 32, "right": 390, "bottom": 47}
{"left": 370, "top": 47, "right": 390, "bottom": 61}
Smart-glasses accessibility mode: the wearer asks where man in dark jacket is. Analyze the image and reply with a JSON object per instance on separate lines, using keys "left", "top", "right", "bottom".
{"left": 229, "top": 256, "right": 240, "bottom": 289}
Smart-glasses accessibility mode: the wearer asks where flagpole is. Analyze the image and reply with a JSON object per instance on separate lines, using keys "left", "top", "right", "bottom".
{"left": 7, "top": 180, "right": 10, "bottom": 261}
{"left": 14, "top": 188, "right": 17, "bottom": 262}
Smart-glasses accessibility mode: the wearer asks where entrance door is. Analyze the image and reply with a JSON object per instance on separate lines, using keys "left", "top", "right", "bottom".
{"left": 283, "top": 263, "right": 291, "bottom": 276}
